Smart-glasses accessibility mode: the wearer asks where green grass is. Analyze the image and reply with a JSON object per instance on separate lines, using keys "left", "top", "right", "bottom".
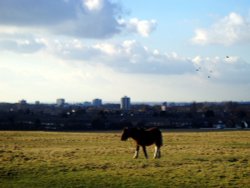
{"left": 0, "top": 131, "right": 249, "bottom": 187}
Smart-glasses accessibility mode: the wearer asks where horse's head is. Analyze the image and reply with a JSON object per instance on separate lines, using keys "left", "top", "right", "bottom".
{"left": 121, "top": 127, "right": 130, "bottom": 141}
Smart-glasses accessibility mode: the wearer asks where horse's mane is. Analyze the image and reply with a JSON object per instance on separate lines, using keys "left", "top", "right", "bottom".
{"left": 133, "top": 127, "right": 146, "bottom": 131}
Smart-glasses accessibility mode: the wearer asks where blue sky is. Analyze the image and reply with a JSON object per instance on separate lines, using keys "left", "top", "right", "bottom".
{"left": 0, "top": 0, "right": 250, "bottom": 103}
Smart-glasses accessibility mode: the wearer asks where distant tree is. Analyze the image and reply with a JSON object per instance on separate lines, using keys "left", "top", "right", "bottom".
{"left": 237, "top": 110, "right": 246, "bottom": 119}
{"left": 190, "top": 102, "right": 197, "bottom": 113}
{"left": 205, "top": 110, "right": 215, "bottom": 118}
{"left": 34, "top": 118, "right": 42, "bottom": 130}
{"left": 91, "top": 117, "right": 106, "bottom": 130}
{"left": 159, "top": 111, "right": 166, "bottom": 117}
{"left": 240, "top": 121, "right": 246, "bottom": 129}
{"left": 8, "top": 116, "right": 16, "bottom": 127}
{"left": 60, "top": 112, "right": 68, "bottom": 118}
{"left": 224, "top": 101, "right": 238, "bottom": 112}
{"left": 136, "top": 121, "right": 146, "bottom": 128}
{"left": 119, "top": 120, "right": 133, "bottom": 129}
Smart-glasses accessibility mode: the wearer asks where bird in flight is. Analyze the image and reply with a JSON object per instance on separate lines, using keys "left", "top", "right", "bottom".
{"left": 196, "top": 67, "right": 201, "bottom": 71}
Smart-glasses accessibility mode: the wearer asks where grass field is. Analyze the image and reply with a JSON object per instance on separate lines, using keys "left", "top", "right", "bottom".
{"left": 0, "top": 130, "right": 249, "bottom": 188}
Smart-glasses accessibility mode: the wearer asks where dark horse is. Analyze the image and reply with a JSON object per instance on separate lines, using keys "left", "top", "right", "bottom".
{"left": 121, "top": 127, "right": 163, "bottom": 159}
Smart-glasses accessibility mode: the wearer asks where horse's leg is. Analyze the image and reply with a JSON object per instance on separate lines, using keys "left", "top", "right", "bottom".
{"left": 154, "top": 146, "right": 158, "bottom": 158}
{"left": 142, "top": 146, "right": 148, "bottom": 159}
{"left": 154, "top": 146, "right": 161, "bottom": 159}
{"left": 157, "top": 146, "right": 161, "bottom": 158}
{"left": 133, "top": 145, "right": 139, "bottom": 159}
{"left": 158, "top": 147, "right": 161, "bottom": 158}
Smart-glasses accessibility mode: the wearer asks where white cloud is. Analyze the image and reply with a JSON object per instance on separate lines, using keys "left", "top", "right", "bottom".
{"left": 0, "top": 26, "right": 47, "bottom": 53}
{"left": 0, "top": 0, "right": 157, "bottom": 39}
{"left": 1, "top": 28, "right": 249, "bottom": 84}
{"left": 0, "top": 38, "right": 45, "bottom": 53}
{"left": 192, "top": 29, "right": 208, "bottom": 45}
{"left": 83, "top": 0, "right": 103, "bottom": 11}
{"left": 94, "top": 43, "right": 117, "bottom": 55}
{"left": 46, "top": 38, "right": 250, "bottom": 83}
{"left": 119, "top": 18, "right": 157, "bottom": 37}
{"left": 51, "top": 39, "right": 194, "bottom": 75}
{"left": 192, "top": 12, "right": 250, "bottom": 45}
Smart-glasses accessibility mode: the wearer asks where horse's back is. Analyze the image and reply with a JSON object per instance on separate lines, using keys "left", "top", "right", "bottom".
{"left": 145, "top": 127, "right": 163, "bottom": 147}
{"left": 146, "top": 127, "right": 160, "bottom": 132}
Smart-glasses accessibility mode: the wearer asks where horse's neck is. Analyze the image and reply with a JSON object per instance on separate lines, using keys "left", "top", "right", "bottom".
{"left": 130, "top": 129, "right": 143, "bottom": 140}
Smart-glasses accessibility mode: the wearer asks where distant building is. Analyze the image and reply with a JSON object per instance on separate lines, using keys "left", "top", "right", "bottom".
{"left": 83, "top": 101, "right": 92, "bottom": 107}
{"left": 17, "top": 99, "right": 27, "bottom": 109}
{"left": 121, "top": 96, "right": 131, "bottom": 110}
{"left": 56, "top": 98, "right": 65, "bottom": 107}
{"left": 92, "top": 99, "right": 102, "bottom": 107}
{"left": 18, "top": 99, "right": 27, "bottom": 105}
{"left": 35, "top": 101, "right": 40, "bottom": 105}
{"left": 161, "top": 102, "right": 168, "bottom": 111}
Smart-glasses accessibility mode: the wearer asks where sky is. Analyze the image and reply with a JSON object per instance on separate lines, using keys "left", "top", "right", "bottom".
{"left": 0, "top": 0, "right": 250, "bottom": 103}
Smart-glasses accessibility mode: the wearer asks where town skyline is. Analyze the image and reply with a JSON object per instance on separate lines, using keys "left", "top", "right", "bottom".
{"left": 1, "top": 0, "right": 250, "bottom": 102}
{"left": 0, "top": 95, "right": 249, "bottom": 131}
{"left": 2, "top": 97, "right": 250, "bottom": 106}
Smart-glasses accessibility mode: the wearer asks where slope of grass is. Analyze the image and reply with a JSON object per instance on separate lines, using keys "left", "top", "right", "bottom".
{"left": 0, "top": 131, "right": 249, "bottom": 187}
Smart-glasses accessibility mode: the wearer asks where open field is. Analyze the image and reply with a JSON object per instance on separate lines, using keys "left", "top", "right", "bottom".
{"left": 0, "top": 130, "right": 249, "bottom": 188}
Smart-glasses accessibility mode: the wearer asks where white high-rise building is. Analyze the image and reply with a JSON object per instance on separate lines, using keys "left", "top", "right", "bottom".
{"left": 56, "top": 98, "right": 65, "bottom": 107}
{"left": 121, "top": 96, "right": 131, "bottom": 110}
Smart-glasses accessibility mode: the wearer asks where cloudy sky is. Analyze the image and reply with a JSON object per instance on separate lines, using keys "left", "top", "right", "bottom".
{"left": 0, "top": 0, "right": 250, "bottom": 103}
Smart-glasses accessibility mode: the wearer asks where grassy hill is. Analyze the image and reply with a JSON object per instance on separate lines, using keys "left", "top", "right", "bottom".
{"left": 0, "top": 130, "right": 249, "bottom": 187}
